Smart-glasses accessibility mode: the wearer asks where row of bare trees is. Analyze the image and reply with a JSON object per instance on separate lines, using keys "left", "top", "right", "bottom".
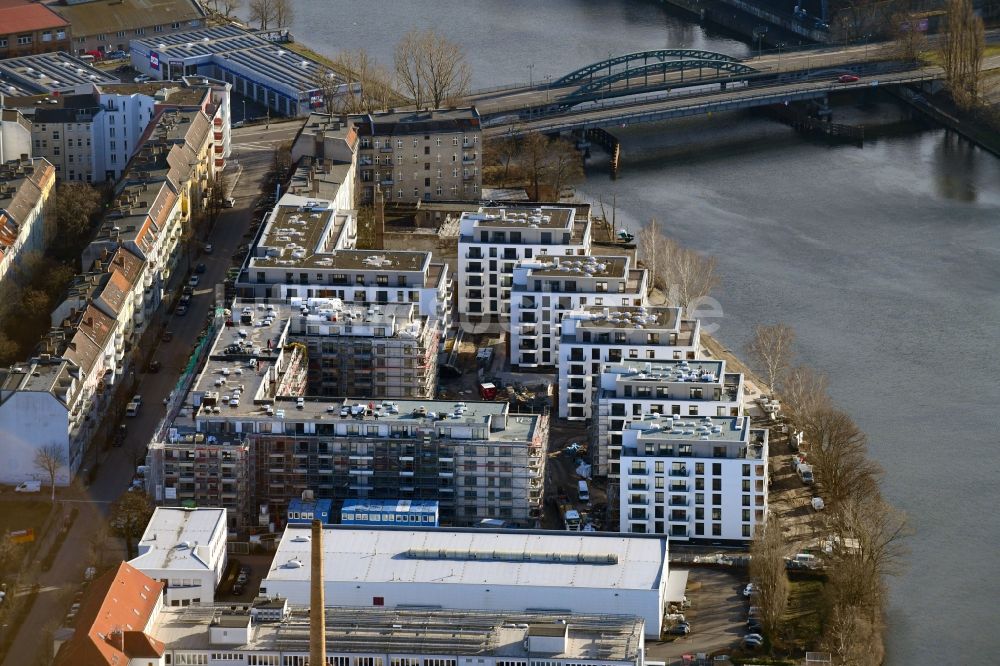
{"left": 482, "top": 134, "right": 584, "bottom": 200}
{"left": 635, "top": 218, "right": 720, "bottom": 314}
{"left": 744, "top": 324, "right": 909, "bottom": 661}
{"left": 942, "top": 0, "right": 985, "bottom": 109}
{"left": 247, "top": 0, "right": 294, "bottom": 30}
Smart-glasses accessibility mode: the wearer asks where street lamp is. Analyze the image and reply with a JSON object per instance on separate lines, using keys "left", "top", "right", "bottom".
{"left": 242, "top": 98, "right": 246, "bottom": 122}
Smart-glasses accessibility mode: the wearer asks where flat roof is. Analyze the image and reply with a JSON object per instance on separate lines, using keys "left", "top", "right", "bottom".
{"left": 470, "top": 205, "right": 574, "bottom": 229}
{"left": 521, "top": 255, "right": 629, "bottom": 279}
{"left": 129, "top": 507, "right": 226, "bottom": 572}
{"left": 570, "top": 305, "right": 683, "bottom": 331}
{"left": 131, "top": 24, "right": 342, "bottom": 94}
{"left": 265, "top": 525, "right": 667, "bottom": 592}
{"left": 628, "top": 415, "right": 751, "bottom": 443}
{"left": 608, "top": 359, "right": 726, "bottom": 382}
{"left": 0, "top": 51, "right": 119, "bottom": 96}
{"left": 152, "top": 605, "right": 643, "bottom": 660}
{"left": 354, "top": 107, "right": 479, "bottom": 136}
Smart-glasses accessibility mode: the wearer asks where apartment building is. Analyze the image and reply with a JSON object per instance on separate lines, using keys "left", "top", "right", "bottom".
{"left": 619, "top": 415, "right": 768, "bottom": 541}
{"left": 286, "top": 300, "right": 439, "bottom": 399}
{"left": 237, "top": 194, "right": 453, "bottom": 330}
{"left": 150, "top": 603, "right": 644, "bottom": 666}
{"left": 146, "top": 431, "right": 251, "bottom": 530}
{"left": 146, "top": 302, "right": 545, "bottom": 530}
{"left": 457, "top": 205, "right": 592, "bottom": 322}
{"left": 0, "top": 156, "right": 55, "bottom": 290}
{"left": 558, "top": 305, "right": 701, "bottom": 424}
{"left": 0, "top": 1, "right": 70, "bottom": 59}
{"left": 596, "top": 359, "right": 745, "bottom": 480}
{"left": 16, "top": 78, "right": 230, "bottom": 183}
{"left": 354, "top": 107, "right": 481, "bottom": 204}
{"left": 510, "top": 255, "right": 647, "bottom": 368}
{"left": 289, "top": 113, "right": 358, "bottom": 208}
{"left": 0, "top": 109, "right": 32, "bottom": 163}
{"left": 129, "top": 507, "right": 228, "bottom": 606}
{"left": 53, "top": 0, "right": 204, "bottom": 56}
{"left": 28, "top": 93, "right": 102, "bottom": 182}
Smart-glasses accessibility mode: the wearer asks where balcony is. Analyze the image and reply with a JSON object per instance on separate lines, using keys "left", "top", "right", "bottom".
{"left": 669, "top": 467, "right": 689, "bottom": 477}
{"left": 669, "top": 483, "right": 688, "bottom": 493}
{"left": 628, "top": 496, "right": 648, "bottom": 506}
{"left": 669, "top": 497, "right": 689, "bottom": 507}
{"left": 628, "top": 481, "right": 649, "bottom": 491}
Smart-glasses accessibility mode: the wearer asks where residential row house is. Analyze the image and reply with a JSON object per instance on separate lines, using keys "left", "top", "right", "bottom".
{"left": 354, "top": 107, "right": 482, "bottom": 205}
{"left": 458, "top": 204, "right": 593, "bottom": 323}
{"left": 619, "top": 415, "right": 768, "bottom": 541}
{"left": 0, "top": 156, "right": 55, "bottom": 291}
{"left": 0, "top": 99, "right": 227, "bottom": 486}
{"left": 15, "top": 78, "right": 231, "bottom": 183}
{"left": 52, "top": 0, "right": 205, "bottom": 57}
{"left": 509, "top": 254, "right": 647, "bottom": 369}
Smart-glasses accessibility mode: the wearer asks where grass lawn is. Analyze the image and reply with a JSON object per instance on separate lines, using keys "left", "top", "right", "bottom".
{"left": 780, "top": 579, "right": 826, "bottom": 647}
{"left": 0, "top": 499, "right": 52, "bottom": 537}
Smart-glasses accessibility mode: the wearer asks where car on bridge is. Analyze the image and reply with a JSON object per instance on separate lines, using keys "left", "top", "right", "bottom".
{"left": 838, "top": 74, "right": 860, "bottom": 83}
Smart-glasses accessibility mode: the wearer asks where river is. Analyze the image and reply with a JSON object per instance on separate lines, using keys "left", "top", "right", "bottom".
{"left": 248, "top": 1, "right": 1000, "bottom": 662}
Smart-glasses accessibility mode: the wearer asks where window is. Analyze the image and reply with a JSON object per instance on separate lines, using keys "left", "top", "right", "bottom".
{"left": 372, "top": 595, "right": 384, "bottom": 606}
{"left": 712, "top": 523, "right": 722, "bottom": 536}
{"left": 17, "top": 35, "right": 33, "bottom": 45}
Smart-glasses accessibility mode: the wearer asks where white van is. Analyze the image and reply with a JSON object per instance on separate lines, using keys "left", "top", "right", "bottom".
{"left": 577, "top": 480, "right": 590, "bottom": 503}
{"left": 78, "top": 54, "right": 95, "bottom": 64}
{"left": 15, "top": 480, "right": 41, "bottom": 493}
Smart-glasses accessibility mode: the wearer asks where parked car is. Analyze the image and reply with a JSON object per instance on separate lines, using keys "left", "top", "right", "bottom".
{"left": 161, "top": 330, "right": 174, "bottom": 342}
{"left": 838, "top": 74, "right": 860, "bottom": 83}
{"left": 175, "top": 305, "right": 188, "bottom": 316}
{"left": 742, "top": 634, "right": 764, "bottom": 649}
{"left": 667, "top": 622, "right": 691, "bottom": 636}
{"left": 195, "top": 263, "right": 207, "bottom": 274}
{"left": 182, "top": 286, "right": 194, "bottom": 296}
{"left": 747, "top": 619, "right": 763, "bottom": 633}
{"left": 148, "top": 360, "right": 161, "bottom": 373}
{"left": 203, "top": 244, "right": 214, "bottom": 254}
{"left": 15, "top": 481, "right": 41, "bottom": 493}
{"left": 134, "top": 74, "right": 152, "bottom": 83}
{"left": 188, "top": 275, "right": 200, "bottom": 287}
{"left": 105, "top": 50, "right": 127, "bottom": 60}
{"left": 743, "top": 582, "right": 757, "bottom": 597}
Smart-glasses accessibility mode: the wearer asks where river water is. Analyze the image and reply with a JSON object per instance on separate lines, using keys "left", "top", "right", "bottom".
{"left": 258, "top": 1, "right": 1000, "bottom": 662}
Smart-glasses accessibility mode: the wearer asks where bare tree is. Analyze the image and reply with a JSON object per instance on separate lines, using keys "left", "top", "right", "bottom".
{"left": 891, "top": 11, "right": 928, "bottom": 62}
{"left": 272, "top": 0, "right": 294, "bottom": 29}
{"left": 109, "top": 491, "right": 153, "bottom": 559}
{"left": 666, "top": 245, "right": 719, "bottom": 314}
{"left": 546, "top": 138, "right": 584, "bottom": 198}
{"left": 520, "top": 133, "right": 550, "bottom": 200}
{"left": 780, "top": 364, "right": 831, "bottom": 431}
{"left": 745, "top": 323, "right": 797, "bottom": 395}
{"left": 804, "top": 407, "right": 882, "bottom": 508}
{"left": 394, "top": 29, "right": 471, "bottom": 109}
{"left": 825, "top": 603, "right": 883, "bottom": 666}
{"left": 483, "top": 135, "right": 521, "bottom": 187}
{"left": 33, "top": 444, "right": 66, "bottom": 503}
{"left": 219, "top": 0, "right": 241, "bottom": 17}
{"left": 942, "top": 0, "right": 985, "bottom": 109}
{"left": 247, "top": 0, "right": 276, "bottom": 30}
{"left": 749, "top": 513, "right": 789, "bottom": 641}
{"left": 323, "top": 49, "right": 397, "bottom": 114}
{"left": 636, "top": 218, "right": 663, "bottom": 295}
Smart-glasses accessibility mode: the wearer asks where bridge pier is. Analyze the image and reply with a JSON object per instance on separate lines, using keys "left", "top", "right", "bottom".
{"left": 585, "top": 128, "right": 622, "bottom": 178}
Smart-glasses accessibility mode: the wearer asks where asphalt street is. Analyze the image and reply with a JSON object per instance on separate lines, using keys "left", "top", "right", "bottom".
{"left": 2, "top": 120, "right": 302, "bottom": 666}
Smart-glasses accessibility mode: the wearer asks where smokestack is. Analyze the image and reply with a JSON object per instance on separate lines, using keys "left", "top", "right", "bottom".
{"left": 309, "top": 520, "right": 326, "bottom": 666}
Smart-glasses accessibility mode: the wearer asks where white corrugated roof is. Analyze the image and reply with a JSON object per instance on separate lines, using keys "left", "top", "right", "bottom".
{"left": 129, "top": 507, "right": 226, "bottom": 571}
{"left": 265, "top": 526, "right": 666, "bottom": 591}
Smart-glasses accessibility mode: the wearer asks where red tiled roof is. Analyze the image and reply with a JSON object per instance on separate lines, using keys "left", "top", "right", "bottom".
{"left": 0, "top": 3, "right": 68, "bottom": 34}
{"left": 54, "top": 562, "right": 164, "bottom": 666}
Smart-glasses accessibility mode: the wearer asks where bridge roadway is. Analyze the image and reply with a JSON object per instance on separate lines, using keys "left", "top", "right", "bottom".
{"left": 482, "top": 67, "right": 934, "bottom": 138}
{"left": 467, "top": 41, "right": 899, "bottom": 114}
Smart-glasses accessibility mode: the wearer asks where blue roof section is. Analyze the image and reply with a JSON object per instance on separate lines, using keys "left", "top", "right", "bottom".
{"left": 288, "top": 498, "right": 333, "bottom": 513}
{"left": 342, "top": 499, "right": 439, "bottom": 514}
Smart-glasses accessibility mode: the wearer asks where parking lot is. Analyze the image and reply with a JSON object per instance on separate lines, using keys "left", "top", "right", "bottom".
{"left": 215, "top": 552, "right": 275, "bottom": 603}
{"left": 645, "top": 568, "right": 749, "bottom": 664}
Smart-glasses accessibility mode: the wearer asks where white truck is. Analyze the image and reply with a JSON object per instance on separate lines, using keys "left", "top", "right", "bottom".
{"left": 798, "top": 464, "right": 815, "bottom": 485}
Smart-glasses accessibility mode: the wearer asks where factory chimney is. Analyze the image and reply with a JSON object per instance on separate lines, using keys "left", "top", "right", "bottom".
{"left": 309, "top": 519, "right": 326, "bottom": 665}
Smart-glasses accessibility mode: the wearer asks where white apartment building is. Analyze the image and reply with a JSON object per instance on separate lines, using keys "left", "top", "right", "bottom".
{"left": 151, "top": 603, "right": 645, "bottom": 666}
{"left": 129, "top": 507, "right": 228, "bottom": 606}
{"left": 619, "top": 415, "right": 768, "bottom": 541}
{"left": 457, "top": 205, "right": 592, "bottom": 322}
{"left": 238, "top": 194, "right": 453, "bottom": 330}
{"left": 558, "top": 305, "right": 701, "bottom": 424}
{"left": 510, "top": 255, "right": 647, "bottom": 368}
{"left": 596, "top": 359, "right": 744, "bottom": 479}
